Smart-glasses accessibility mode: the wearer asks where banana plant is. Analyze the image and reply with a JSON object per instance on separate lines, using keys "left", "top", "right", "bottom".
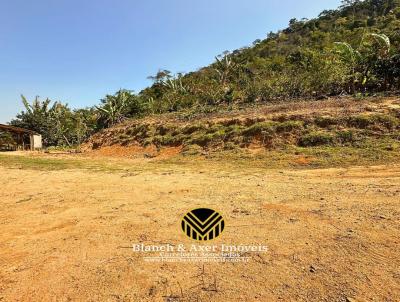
{"left": 161, "top": 76, "right": 188, "bottom": 94}
{"left": 21, "top": 94, "right": 52, "bottom": 117}
{"left": 333, "top": 42, "right": 361, "bottom": 65}
{"left": 96, "top": 89, "right": 130, "bottom": 126}
{"left": 334, "top": 32, "right": 391, "bottom": 92}
{"left": 368, "top": 33, "right": 390, "bottom": 57}
{"left": 213, "top": 54, "right": 237, "bottom": 87}
{"left": 50, "top": 102, "right": 74, "bottom": 146}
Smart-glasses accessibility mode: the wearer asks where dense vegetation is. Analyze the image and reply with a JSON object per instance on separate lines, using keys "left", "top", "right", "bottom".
{"left": 8, "top": 0, "right": 400, "bottom": 147}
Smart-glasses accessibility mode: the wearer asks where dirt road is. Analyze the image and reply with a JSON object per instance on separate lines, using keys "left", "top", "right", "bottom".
{"left": 0, "top": 158, "right": 399, "bottom": 301}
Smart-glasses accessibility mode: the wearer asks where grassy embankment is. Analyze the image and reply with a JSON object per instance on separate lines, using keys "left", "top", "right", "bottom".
{"left": 2, "top": 98, "right": 399, "bottom": 172}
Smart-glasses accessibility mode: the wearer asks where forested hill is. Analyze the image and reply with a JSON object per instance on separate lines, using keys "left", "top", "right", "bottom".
{"left": 139, "top": 0, "right": 400, "bottom": 111}
{"left": 9, "top": 0, "right": 400, "bottom": 147}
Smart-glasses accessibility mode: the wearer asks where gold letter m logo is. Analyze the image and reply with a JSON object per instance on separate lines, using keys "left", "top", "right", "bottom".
{"left": 181, "top": 208, "right": 225, "bottom": 241}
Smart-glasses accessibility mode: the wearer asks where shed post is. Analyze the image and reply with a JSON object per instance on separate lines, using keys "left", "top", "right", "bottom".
{"left": 17, "top": 134, "right": 21, "bottom": 150}
{"left": 30, "top": 134, "right": 33, "bottom": 151}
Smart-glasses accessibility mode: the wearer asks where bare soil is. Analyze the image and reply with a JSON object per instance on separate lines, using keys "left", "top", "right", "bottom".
{"left": 0, "top": 155, "right": 399, "bottom": 301}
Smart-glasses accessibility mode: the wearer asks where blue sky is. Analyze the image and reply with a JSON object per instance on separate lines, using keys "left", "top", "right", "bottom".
{"left": 0, "top": 0, "right": 342, "bottom": 123}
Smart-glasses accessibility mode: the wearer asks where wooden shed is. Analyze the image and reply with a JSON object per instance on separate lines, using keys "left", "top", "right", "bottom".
{"left": 0, "top": 124, "right": 42, "bottom": 151}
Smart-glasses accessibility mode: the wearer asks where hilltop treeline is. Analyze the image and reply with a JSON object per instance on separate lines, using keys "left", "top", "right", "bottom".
{"left": 10, "top": 0, "right": 400, "bottom": 146}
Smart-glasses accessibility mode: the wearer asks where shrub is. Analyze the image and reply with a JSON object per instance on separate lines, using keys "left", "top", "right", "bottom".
{"left": 372, "top": 114, "right": 398, "bottom": 130}
{"left": 242, "top": 122, "right": 276, "bottom": 136}
{"left": 182, "top": 123, "right": 206, "bottom": 135}
{"left": 188, "top": 132, "right": 221, "bottom": 146}
{"left": 347, "top": 115, "right": 373, "bottom": 128}
{"left": 153, "top": 132, "right": 188, "bottom": 146}
{"left": 206, "top": 124, "right": 225, "bottom": 134}
{"left": 314, "top": 116, "right": 338, "bottom": 128}
{"left": 142, "top": 138, "right": 153, "bottom": 146}
{"left": 152, "top": 135, "right": 173, "bottom": 146}
{"left": 118, "top": 133, "right": 130, "bottom": 140}
{"left": 336, "top": 130, "right": 356, "bottom": 144}
{"left": 298, "top": 132, "right": 335, "bottom": 146}
{"left": 155, "top": 124, "right": 174, "bottom": 135}
{"left": 127, "top": 124, "right": 149, "bottom": 135}
{"left": 226, "top": 124, "right": 243, "bottom": 135}
{"left": 275, "top": 120, "right": 304, "bottom": 132}
{"left": 348, "top": 114, "right": 398, "bottom": 130}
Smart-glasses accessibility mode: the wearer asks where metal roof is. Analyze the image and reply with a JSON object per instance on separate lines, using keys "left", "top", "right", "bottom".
{"left": 0, "top": 124, "right": 38, "bottom": 135}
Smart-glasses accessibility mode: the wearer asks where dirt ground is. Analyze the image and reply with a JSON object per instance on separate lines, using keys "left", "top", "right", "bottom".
{"left": 0, "top": 154, "right": 399, "bottom": 301}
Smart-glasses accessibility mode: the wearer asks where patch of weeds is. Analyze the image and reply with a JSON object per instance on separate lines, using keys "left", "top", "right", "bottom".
{"left": 120, "top": 138, "right": 132, "bottom": 146}
{"left": 206, "top": 124, "right": 223, "bottom": 134}
{"left": 275, "top": 120, "right": 304, "bottom": 132}
{"left": 118, "top": 133, "right": 131, "bottom": 140}
{"left": 298, "top": 132, "right": 335, "bottom": 147}
{"left": 126, "top": 128, "right": 136, "bottom": 136}
{"left": 223, "top": 142, "right": 238, "bottom": 150}
{"left": 127, "top": 124, "right": 151, "bottom": 137}
{"left": 242, "top": 122, "right": 276, "bottom": 136}
{"left": 188, "top": 131, "right": 225, "bottom": 146}
{"left": 335, "top": 130, "right": 357, "bottom": 145}
{"left": 152, "top": 135, "right": 174, "bottom": 146}
{"left": 314, "top": 116, "right": 339, "bottom": 128}
{"left": 389, "top": 131, "right": 400, "bottom": 140}
{"left": 155, "top": 124, "right": 175, "bottom": 135}
{"left": 347, "top": 114, "right": 398, "bottom": 130}
{"left": 225, "top": 124, "right": 243, "bottom": 135}
{"left": 142, "top": 138, "right": 153, "bottom": 146}
{"left": 181, "top": 144, "right": 204, "bottom": 156}
{"left": 220, "top": 119, "right": 242, "bottom": 126}
{"left": 171, "top": 133, "right": 188, "bottom": 145}
{"left": 372, "top": 114, "right": 398, "bottom": 129}
{"left": 348, "top": 115, "right": 374, "bottom": 128}
{"left": 182, "top": 123, "right": 206, "bottom": 135}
